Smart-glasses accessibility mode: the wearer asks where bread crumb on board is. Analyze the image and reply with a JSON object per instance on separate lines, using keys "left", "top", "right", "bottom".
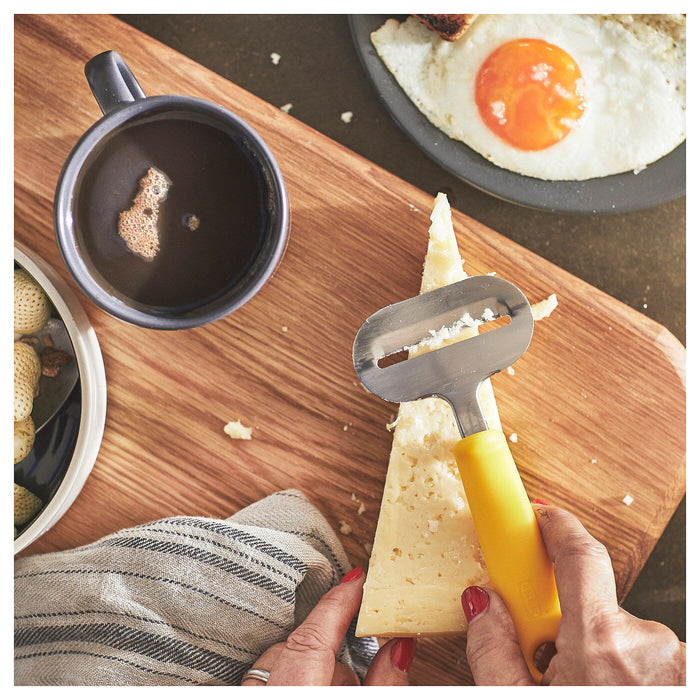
{"left": 341, "top": 111, "right": 354, "bottom": 123}
{"left": 270, "top": 52, "right": 281, "bottom": 65}
{"left": 339, "top": 520, "right": 353, "bottom": 536}
{"left": 279, "top": 103, "right": 292, "bottom": 114}
{"left": 224, "top": 420, "right": 253, "bottom": 440}
{"left": 622, "top": 494, "right": 634, "bottom": 506}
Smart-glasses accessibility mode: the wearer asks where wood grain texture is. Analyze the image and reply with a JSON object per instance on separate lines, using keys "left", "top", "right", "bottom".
{"left": 14, "top": 14, "right": 685, "bottom": 686}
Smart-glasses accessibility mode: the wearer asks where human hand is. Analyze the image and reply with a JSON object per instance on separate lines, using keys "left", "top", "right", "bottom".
{"left": 461, "top": 504, "right": 686, "bottom": 685}
{"left": 241, "top": 567, "right": 416, "bottom": 685}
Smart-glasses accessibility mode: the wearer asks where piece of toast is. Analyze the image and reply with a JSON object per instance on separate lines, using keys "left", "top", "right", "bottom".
{"left": 413, "top": 14, "right": 477, "bottom": 41}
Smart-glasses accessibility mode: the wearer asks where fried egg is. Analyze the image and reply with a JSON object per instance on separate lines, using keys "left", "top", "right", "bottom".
{"left": 371, "top": 14, "right": 686, "bottom": 181}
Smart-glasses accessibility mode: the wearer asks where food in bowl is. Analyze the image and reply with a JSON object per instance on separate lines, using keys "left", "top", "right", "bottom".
{"left": 14, "top": 268, "right": 51, "bottom": 333}
{"left": 13, "top": 268, "right": 52, "bottom": 474}
{"left": 14, "top": 417, "right": 36, "bottom": 465}
{"left": 14, "top": 268, "right": 51, "bottom": 534}
{"left": 14, "top": 484, "right": 42, "bottom": 537}
{"left": 13, "top": 341, "right": 41, "bottom": 424}
{"left": 13, "top": 244, "right": 107, "bottom": 554}
{"left": 13, "top": 266, "right": 74, "bottom": 537}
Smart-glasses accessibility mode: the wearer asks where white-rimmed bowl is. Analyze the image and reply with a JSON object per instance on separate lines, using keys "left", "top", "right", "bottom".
{"left": 14, "top": 242, "right": 107, "bottom": 554}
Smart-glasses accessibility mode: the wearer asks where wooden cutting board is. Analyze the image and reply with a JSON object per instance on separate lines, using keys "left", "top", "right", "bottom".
{"left": 14, "top": 14, "right": 685, "bottom": 686}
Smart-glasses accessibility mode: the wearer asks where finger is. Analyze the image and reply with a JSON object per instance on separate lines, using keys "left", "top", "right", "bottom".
{"left": 534, "top": 505, "right": 618, "bottom": 620}
{"left": 363, "top": 638, "right": 415, "bottom": 686}
{"left": 241, "top": 642, "right": 284, "bottom": 685}
{"left": 268, "top": 567, "right": 365, "bottom": 685}
{"left": 242, "top": 640, "right": 361, "bottom": 686}
{"left": 463, "top": 586, "right": 533, "bottom": 686}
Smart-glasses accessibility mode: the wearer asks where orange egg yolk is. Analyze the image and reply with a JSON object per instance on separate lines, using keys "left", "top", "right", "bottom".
{"left": 475, "top": 38, "right": 586, "bottom": 151}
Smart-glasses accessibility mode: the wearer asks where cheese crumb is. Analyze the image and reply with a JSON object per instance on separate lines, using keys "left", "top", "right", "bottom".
{"left": 341, "top": 111, "right": 354, "bottom": 123}
{"left": 509, "top": 432, "right": 518, "bottom": 443}
{"left": 339, "top": 521, "right": 353, "bottom": 535}
{"left": 281, "top": 325, "right": 288, "bottom": 332}
{"left": 591, "top": 458, "right": 598, "bottom": 464}
{"left": 351, "top": 493, "right": 358, "bottom": 502}
{"left": 403, "top": 310, "right": 483, "bottom": 353}
{"left": 506, "top": 366, "right": 515, "bottom": 375}
{"left": 531, "top": 293, "right": 558, "bottom": 321}
{"left": 622, "top": 494, "right": 634, "bottom": 506}
{"left": 223, "top": 420, "right": 253, "bottom": 440}
{"left": 279, "top": 103, "right": 293, "bottom": 113}
{"left": 270, "top": 52, "right": 281, "bottom": 65}
{"left": 358, "top": 502, "right": 366, "bottom": 516}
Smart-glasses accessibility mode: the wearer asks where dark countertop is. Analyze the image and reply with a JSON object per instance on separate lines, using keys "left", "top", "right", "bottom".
{"left": 117, "top": 14, "right": 686, "bottom": 643}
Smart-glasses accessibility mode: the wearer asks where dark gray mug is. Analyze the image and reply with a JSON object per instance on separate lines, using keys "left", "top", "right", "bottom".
{"left": 54, "top": 50, "right": 289, "bottom": 330}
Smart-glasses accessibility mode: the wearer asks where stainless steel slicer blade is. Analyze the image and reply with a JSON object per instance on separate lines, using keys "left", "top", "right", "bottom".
{"left": 352, "top": 275, "right": 534, "bottom": 436}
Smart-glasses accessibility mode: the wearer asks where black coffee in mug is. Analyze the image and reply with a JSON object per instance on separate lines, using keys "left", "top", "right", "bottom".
{"left": 55, "top": 51, "right": 289, "bottom": 329}
{"left": 74, "top": 114, "right": 268, "bottom": 310}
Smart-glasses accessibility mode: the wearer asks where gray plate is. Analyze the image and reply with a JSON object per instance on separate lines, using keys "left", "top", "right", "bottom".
{"left": 349, "top": 15, "right": 686, "bottom": 214}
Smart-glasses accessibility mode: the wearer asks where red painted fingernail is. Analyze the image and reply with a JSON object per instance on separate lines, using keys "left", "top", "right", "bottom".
{"left": 461, "top": 586, "right": 490, "bottom": 623}
{"left": 390, "top": 637, "right": 417, "bottom": 673}
{"left": 340, "top": 567, "right": 363, "bottom": 583}
{"left": 532, "top": 498, "right": 550, "bottom": 506}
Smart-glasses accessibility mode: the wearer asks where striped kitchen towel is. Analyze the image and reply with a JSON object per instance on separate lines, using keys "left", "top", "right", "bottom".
{"left": 14, "top": 489, "right": 378, "bottom": 685}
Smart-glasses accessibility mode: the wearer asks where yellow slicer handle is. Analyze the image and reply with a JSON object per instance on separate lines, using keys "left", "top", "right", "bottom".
{"left": 454, "top": 429, "right": 561, "bottom": 683}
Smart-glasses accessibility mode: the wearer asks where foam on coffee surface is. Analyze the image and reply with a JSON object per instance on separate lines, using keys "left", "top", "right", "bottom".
{"left": 118, "top": 167, "right": 171, "bottom": 260}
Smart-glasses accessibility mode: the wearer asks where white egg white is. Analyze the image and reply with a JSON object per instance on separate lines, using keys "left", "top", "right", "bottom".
{"left": 371, "top": 14, "right": 686, "bottom": 181}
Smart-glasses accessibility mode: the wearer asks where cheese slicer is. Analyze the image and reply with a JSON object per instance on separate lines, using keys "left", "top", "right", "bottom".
{"left": 353, "top": 275, "right": 561, "bottom": 682}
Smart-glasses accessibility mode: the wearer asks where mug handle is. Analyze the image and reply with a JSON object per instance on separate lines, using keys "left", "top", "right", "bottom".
{"left": 85, "top": 50, "right": 146, "bottom": 115}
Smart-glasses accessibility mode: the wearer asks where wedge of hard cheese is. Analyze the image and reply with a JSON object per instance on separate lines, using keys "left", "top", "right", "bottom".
{"left": 356, "top": 193, "right": 499, "bottom": 637}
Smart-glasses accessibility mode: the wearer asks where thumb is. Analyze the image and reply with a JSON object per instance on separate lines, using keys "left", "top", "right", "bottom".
{"left": 363, "top": 638, "right": 415, "bottom": 685}
{"left": 462, "top": 586, "right": 533, "bottom": 686}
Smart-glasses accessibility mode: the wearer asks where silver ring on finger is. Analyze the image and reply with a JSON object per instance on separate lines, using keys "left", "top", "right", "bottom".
{"left": 242, "top": 668, "right": 271, "bottom": 685}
